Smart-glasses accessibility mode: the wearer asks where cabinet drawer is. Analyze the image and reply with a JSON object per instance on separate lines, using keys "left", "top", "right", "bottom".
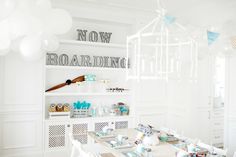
{"left": 212, "top": 114, "right": 224, "bottom": 119}
{"left": 211, "top": 131, "right": 223, "bottom": 144}
{"left": 212, "top": 120, "right": 224, "bottom": 130}
{"left": 212, "top": 110, "right": 224, "bottom": 118}
{"left": 212, "top": 142, "right": 224, "bottom": 148}
{"left": 211, "top": 136, "right": 223, "bottom": 145}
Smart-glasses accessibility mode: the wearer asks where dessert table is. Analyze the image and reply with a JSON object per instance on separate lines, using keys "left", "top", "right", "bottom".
{"left": 88, "top": 128, "right": 177, "bottom": 157}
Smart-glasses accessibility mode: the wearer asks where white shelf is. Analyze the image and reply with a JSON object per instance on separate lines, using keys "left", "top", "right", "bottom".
{"left": 45, "top": 92, "right": 130, "bottom": 96}
{"left": 45, "top": 65, "right": 127, "bottom": 71}
{"left": 60, "top": 39, "right": 126, "bottom": 49}
{"left": 45, "top": 115, "right": 134, "bottom": 121}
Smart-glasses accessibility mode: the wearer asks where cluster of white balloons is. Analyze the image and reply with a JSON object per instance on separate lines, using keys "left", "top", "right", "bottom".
{"left": 0, "top": 0, "right": 72, "bottom": 61}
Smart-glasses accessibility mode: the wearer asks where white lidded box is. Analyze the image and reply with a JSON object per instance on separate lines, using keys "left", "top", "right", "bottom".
{"left": 49, "top": 112, "right": 70, "bottom": 119}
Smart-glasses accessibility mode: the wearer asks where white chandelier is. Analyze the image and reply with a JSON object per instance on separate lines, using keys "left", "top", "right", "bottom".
{"left": 126, "top": 6, "right": 198, "bottom": 81}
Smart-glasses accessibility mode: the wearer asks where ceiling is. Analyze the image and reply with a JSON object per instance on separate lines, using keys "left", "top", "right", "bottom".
{"left": 57, "top": 0, "right": 236, "bottom": 27}
{"left": 53, "top": 0, "right": 236, "bottom": 33}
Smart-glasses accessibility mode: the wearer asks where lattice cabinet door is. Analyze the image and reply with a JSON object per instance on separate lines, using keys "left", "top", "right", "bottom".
{"left": 93, "top": 118, "right": 134, "bottom": 131}
{"left": 45, "top": 122, "right": 69, "bottom": 150}
{"left": 115, "top": 121, "right": 129, "bottom": 129}
{"left": 92, "top": 121, "right": 111, "bottom": 144}
{"left": 94, "top": 121, "right": 110, "bottom": 132}
{"left": 71, "top": 123, "right": 88, "bottom": 144}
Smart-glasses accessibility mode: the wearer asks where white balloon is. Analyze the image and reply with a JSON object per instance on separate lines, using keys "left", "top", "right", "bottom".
{"left": 20, "top": 35, "right": 43, "bottom": 61}
{"left": 27, "top": 16, "right": 43, "bottom": 35}
{"left": 0, "top": 0, "right": 16, "bottom": 20}
{"left": 8, "top": 11, "right": 29, "bottom": 39}
{"left": 45, "top": 9, "right": 72, "bottom": 35}
{"left": 41, "top": 33, "right": 59, "bottom": 51}
{"left": 8, "top": 10, "right": 43, "bottom": 39}
{"left": 32, "top": 0, "right": 51, "bottom": 21}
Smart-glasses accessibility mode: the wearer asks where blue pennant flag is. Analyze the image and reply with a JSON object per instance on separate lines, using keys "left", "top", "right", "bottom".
{"left": 164, "top": 15, "right": 176, "bottom": 25}
{"left": 85, "top": 74, "right": 96, "bottom": 81}
{"left": 207, "top": 31, "right": 220, "bottom": 45}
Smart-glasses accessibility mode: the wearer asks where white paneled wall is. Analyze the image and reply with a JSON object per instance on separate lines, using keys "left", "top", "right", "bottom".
{"left": 165, "top": 56, "right": 212, "bottom": 141}
{"left": 225, "top": 56, "right": 236, "bottom": 156}
{"left": 134, "top": 55, "right": 216, "bottom": 145}
{"left": 3, "top": 53, "right": 43, "bottom": 105}
{"left": 0, "top": 113, "right": 43, "bottom": 157}
{"left": 0, "top": 53, "right": 43, "bottom": 157}
{"left": 134, "top": 79, "right": 168, "bottom": 128}
{"left": 0, "top": 57, "right": 4, "bottom": 107}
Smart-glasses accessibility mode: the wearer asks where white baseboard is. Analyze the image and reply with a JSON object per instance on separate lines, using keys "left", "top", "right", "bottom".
{"left": 1, "top": 151, "right": 43, "bottom": 157}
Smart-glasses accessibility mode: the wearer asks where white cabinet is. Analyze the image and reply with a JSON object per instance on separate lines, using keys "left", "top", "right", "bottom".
{"left": 210, "top": 56, "right": 225, "bottom": 147}
{"left": 164, "top": 55, "right": 225, "bottom": 147}
{"left": 195, "top": 56, "right": 225, "bottom": 147}
{"left": 225, "top": 56, "right": 236, "bottom": 156}
{"left": 41, "top": 9, "right": 137, "bottom": 157}
{"left": 211, "top": 130, "right": 224, "bottom": 147}
{"left": 45, "top": 117, "right": 133, "bottom": 154}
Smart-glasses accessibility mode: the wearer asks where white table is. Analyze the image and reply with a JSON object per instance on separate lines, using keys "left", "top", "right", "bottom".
{"left": 88, "top": 129, "right": 177, "bottom": 157}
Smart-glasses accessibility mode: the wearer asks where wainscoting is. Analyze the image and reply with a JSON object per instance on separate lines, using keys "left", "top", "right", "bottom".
{"left": 0, "top": 109, "right": 42, "bottom": 157}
